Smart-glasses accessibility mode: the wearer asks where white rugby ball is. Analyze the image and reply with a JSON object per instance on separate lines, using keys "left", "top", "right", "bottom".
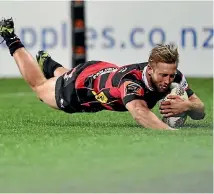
{"left": 160, "top": 83, "right": 188, "bottom": 128}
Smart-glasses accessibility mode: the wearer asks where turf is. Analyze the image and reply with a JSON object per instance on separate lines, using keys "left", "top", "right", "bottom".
{"left": 0, "top": 78, "right": 213, "bottom": 193}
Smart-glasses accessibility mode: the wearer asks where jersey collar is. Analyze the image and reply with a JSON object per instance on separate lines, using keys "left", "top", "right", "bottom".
{"left": 142, "top": 66, "right": 154, "bottom": 91}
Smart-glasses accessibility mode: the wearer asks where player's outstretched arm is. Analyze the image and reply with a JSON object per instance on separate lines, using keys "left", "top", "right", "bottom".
{"left": 186, "top": 94, "right": 205, "bottom": 120}
{"left": 126, "top": 99, "right": 176, "bottom": 130}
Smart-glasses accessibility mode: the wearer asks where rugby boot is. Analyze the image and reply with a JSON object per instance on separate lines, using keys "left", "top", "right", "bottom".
{"left": 0, "top": 17, "right": 15, "bottom": 39}
{"left": 36, "top": 50, "right": 62, "bottom": 79}
{"left": 0, "top": 17, "right": 24, "bottom": 55}
{"left": 36, "top": 50, "right": 51, "bottom": 78}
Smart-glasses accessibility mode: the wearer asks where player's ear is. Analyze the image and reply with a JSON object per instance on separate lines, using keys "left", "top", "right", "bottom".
{"left": 147, "top": 64, "right": 154, "bottom": 76}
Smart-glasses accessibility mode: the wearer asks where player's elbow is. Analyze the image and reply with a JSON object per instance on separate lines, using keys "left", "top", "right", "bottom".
{"left": 188, "top": 106, "right": 206, "bottom": 120}
{"left": 188, "top": 101, "right": 205, "bottom": 120}
{"left": 189, "top": 111, "right": 206, "bottom": 120}
{"left": 194, "top": 102, "right": 205, "bottom": 120}
{"left": 198, "top": 112, "right": 206, "bottom": 120}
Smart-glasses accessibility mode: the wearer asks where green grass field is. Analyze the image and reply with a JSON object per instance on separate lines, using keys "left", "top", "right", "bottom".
{"left": 0, "top": 78, "right": 213, "bottom": 193}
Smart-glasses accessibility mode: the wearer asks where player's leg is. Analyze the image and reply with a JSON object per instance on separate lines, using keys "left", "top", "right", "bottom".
{"left": 14, "top": 48, "right": 59, "bottom": 108}
{"left": 36, "top": 50, "right": 70, "bottom": 78}
{"left": 0, "top": 18, "right": 59, "bottom": 109}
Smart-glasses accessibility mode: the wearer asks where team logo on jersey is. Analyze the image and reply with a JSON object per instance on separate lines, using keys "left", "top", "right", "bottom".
{"left": 92, "top": 91, "right": 108, "bottom": 103}
{"left": 60, "top": 98, "right": 65, "bottom": 109}
{"left": 125, "top": 82, "right": 144, "bottom": 96}
{"left": 63, "top": 68, "right": 76, "bottom": 81}
{"left": 180, "top": 75, "right": 188, "bottom": 89}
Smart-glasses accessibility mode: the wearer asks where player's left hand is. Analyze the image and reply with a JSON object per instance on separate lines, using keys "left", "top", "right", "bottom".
{"left": 159, "top": 95, "right": 190, "bottom": 117}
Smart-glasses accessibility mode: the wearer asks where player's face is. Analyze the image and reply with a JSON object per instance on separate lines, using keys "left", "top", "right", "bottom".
{"left": 150, "top": 62, "right": 177, "bottom": 92}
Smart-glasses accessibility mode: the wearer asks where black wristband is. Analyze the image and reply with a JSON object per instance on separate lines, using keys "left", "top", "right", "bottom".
{"left": 5, "top": 36, "right": 24, "bottom": 56}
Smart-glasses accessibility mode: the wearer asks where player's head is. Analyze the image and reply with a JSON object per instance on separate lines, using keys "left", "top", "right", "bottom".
{"left": 147, "top": 43, "right": 179, "bottom": 92}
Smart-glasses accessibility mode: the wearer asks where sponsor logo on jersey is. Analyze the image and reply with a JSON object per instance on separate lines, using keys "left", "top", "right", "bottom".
{"left": 118, "top": 67, "right": 128, "bottom": 73}
{"left": 92, "top": 91, "right": 108, "bottom": 103}
{"left": 125, "top": 82, "right": 144, "bottom": 96}
{"left": 90, "top": 67, "right": 118, "bottom": 80}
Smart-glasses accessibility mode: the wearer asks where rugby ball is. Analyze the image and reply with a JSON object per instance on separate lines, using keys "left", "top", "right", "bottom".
{"left": 160, "top": 83, "right": 188, "bottom": 128}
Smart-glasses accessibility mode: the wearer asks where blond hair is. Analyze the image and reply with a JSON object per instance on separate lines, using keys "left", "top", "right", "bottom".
{"left": 148, "top": 43, "right": 179, "bottom": 66}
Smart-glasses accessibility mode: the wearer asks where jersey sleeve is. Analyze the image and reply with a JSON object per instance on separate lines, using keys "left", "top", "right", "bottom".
{"left": 119, "top": 79, "right": 145, "bottom": 106}
{"left": 174, "top": 70, "right": 194, "bottom": 97}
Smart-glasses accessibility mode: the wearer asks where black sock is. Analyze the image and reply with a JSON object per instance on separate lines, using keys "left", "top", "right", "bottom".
{"left": 43, "top": 57, "right": 63, "bottom": 79}
{"left": 4, "top": 35, "right": 24, "bottom": 56}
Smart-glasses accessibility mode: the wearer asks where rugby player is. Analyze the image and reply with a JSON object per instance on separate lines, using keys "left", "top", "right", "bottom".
{"left": 0, "top": 18, "right": 205, "bottom": 130}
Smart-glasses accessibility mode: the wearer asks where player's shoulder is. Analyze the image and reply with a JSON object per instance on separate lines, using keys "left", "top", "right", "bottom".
{"left": 84, "top": 60, "right": 119, "bottom": 66}
{"left": 174, "top": 69, "right": 185, "bottom": 83}
{"left": 98, "top": 60, "right": 118, "bottom": 66}
{"left": 111, "top": 65, "right": 145, "bottom": 88}
{"left": 173, "top": 69, "right": 190, "bottom": 89}
{"left": 117, "top": 62, "right": 148, "bottom": 75}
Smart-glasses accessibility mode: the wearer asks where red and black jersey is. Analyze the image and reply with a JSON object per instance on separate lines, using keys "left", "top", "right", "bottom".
{"left": 55, "top": 60, "right": 194, "bottom": 113}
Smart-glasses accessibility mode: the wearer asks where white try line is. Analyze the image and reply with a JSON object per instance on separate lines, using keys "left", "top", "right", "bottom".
{"left": 0, "top": 92, "right": 35, "bottom": 98}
